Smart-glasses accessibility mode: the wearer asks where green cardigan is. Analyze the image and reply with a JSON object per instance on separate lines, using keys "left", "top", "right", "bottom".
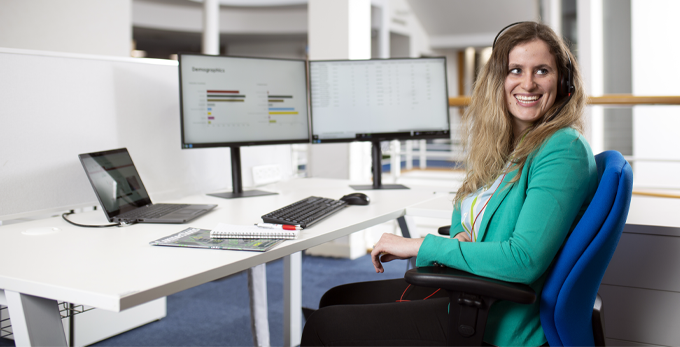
{"left": 416, "top": 128, "right": 598, "bottom": 346}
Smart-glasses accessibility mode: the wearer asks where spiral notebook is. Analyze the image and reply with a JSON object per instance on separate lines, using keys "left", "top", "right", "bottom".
{"left": 150, "top": 227, "right": 283, "bottom": 252}
{"left": 210, "top": 223, "right": 299, "bottom": 239}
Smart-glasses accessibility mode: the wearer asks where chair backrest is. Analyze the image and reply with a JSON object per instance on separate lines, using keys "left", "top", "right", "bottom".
{"left": 540, "top": 151, "right": 633, "bottom": 346}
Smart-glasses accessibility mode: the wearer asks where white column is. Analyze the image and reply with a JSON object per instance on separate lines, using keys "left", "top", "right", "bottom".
{"left": 202, "top": 0, "right": 219, "bottom": 55}
{"left": 205, "top": 0, "right": 268, "bottom": 339}
{"left": 308, "top": 0, "right": 371, "bottom": 181}
{"left": 591, "top": 0, "right": 604, "bottom": 154}
{"left": 463, "top": 47, "right": 476, "bottom": 96}
{"left": 405, "top": 140, "right": 413, "bottom": 170}
{"left": 419, "top": 139, "right": 427, "bottom": 169}
{"left": 578, "top": 0, "right": 604, "bottom": 154}
{"left": 390, "top": 140, "right": 401, "bottom": 182}
{"left": 542, "top": 0, "right": 563, "bottom": 36}
{"left": 308, "top": 0, "right": 370, "bottom": 66}
{"left": 202, "top": 2, "right": 271, "bottom": 345}
{"left": 376, "top": 0, "right": 390, "bottom": 59}
{"left": 307, "top": 0, "right": 372, "bottom": 260}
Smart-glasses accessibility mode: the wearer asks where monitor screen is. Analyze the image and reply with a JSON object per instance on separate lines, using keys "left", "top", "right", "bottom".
{"left": 179, "top": 54, "right": 310, "bottom": 148}
{"left": 309, "top": 57, "right": 450, "bottom": 143}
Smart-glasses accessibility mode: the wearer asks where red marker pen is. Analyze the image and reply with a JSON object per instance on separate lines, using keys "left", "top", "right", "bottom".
{"left": 256, "top": 223, "right": 302, "bottom": 231}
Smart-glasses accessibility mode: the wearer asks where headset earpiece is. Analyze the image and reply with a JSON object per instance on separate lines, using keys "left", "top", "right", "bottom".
{"left": 559, "top": 74, "right": 570, "bottom": 96}
{"left": 559, "top": 58, "right": 574, "bottom": 97}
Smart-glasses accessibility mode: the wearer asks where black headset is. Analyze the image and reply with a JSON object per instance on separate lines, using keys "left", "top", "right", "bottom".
{"left": 493, "top": 21, "right": 574, "bottom": 121}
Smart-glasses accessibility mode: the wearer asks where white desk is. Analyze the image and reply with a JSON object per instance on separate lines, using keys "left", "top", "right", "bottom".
{"left": 405, "top": 194, "right": 455, "bottom": 221}
{"left": 0, "top": 178, "right": 439, "bottom": 346}
{"left": 404, "top": 193, "right": 680, "bottom": 237}
{"left": 405, "top": 192, "right": 680, "bottom": 232}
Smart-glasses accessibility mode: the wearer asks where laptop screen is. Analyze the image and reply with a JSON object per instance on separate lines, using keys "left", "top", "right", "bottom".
{"left": 79, "top": 148, "right": 152, "bottom": 218}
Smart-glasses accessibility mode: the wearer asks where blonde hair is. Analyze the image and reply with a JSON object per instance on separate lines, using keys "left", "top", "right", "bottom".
{"left": 454, "top": 22, "right": 587, "bottom": 206}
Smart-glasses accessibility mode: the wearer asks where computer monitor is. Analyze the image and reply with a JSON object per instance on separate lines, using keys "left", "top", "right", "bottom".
{"left": 179, "top": 53, "right": 310, "bottom": 199}
{"left": 309, "top": 57, "right": 450, "bottom": 190}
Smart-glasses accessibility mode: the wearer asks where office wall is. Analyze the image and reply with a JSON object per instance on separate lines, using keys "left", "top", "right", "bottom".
{"left": 576, "top": 0, "right": 598, "bottom": 150}
{"left": 0, "top": 48, "right": 294, "bottom": 220}
{"left": 0, "top": 0, "right": 131, "bottom": 57}
{"left": 631, "top": 0, "right": 680, "bottom": 189}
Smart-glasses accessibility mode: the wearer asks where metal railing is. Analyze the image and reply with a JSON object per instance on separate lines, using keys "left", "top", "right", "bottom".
{"left": 384, "top": 94, "right": 680, "bottom": 198}
{"left": 448, "top": 94, "right": 680, "bottom": 107}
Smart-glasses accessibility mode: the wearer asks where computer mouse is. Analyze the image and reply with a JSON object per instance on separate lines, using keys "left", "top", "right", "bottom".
{"left": 340, "top": 192, "right": 370, "bottom": 205}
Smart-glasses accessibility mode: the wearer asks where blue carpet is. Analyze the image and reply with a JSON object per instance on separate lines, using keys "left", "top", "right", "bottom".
{"left": 0, "top": 254, "right": 408, "bottom": 346}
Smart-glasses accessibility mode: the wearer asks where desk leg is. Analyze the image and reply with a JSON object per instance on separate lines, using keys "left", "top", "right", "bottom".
{"left": 283, "top": 252, "right": 301, "bottom": 347}
{"left": 248, "top": 264, "right": 270, "bottom": 347}
{"left": 397, "top": 216, "right": 417, "bottom": 269}
{"left": 5, "top": 290, "right": 67, "bottom": 346}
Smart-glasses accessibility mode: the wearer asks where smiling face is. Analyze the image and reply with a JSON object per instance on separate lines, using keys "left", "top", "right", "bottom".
{"left": 504, "top": 39, "right": 559, "bottom": 137}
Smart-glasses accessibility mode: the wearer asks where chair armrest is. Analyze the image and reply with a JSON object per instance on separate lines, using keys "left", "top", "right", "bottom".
{"left": 405, "top": 266, "right": 536, "bottom": 305}
{"left": 438, "top": 225, "right": 451, "bottom": 235}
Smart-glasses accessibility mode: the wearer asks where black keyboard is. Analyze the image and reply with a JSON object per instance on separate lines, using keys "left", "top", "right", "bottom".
{"left": 261, "top": 196, "right": 348, "bottom": 228}
{"left": 119, "top": 204, "right": 189, "bottom": 220}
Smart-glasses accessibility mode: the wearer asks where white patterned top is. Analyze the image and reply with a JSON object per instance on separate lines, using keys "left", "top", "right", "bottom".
{"left": 460, "top": 171, "right": 507, "bottom": 242}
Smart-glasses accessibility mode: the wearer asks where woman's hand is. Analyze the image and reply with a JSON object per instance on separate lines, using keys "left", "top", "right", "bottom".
{"left": 453, "top": 231, "right": 471, "bottom": 242}
{"left": 370, "top": 233, "right": 423, "bottom": 273}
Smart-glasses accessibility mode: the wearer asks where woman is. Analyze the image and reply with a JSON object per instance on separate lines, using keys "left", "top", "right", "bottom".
{"left": 301, "top": 22, "right": 597, "bottom": 347}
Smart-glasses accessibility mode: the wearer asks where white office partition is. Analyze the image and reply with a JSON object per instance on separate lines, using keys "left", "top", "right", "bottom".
{"left": 0, "top": 48, "right": 232, "bottom": 220}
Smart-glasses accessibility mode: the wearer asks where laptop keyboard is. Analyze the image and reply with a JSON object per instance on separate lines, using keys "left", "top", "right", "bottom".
{"left": 118, "top": 204, "right": 190, "bottom": 220}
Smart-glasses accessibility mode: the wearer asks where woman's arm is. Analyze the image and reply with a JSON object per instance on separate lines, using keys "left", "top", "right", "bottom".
{"left": 416, "top": 131, "right": 597, "bottom": 284}
{"left": 370, "top": 233, "right": 422, "bottom": 273}
{"left": 371, "top": 193, "right": 470, "bottom": 273}
{"left": 370, "top": 227, "right": 469, "bottom": 273}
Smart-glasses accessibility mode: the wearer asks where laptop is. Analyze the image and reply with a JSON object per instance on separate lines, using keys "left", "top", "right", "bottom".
{"left": 79, "top": 148, "right": 217, "bottom": 224}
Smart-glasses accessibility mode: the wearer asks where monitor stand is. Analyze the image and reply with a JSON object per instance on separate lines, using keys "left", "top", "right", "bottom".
{"left": 350, "top": 140, "right": 409, "bottom": 190}
{"left": 208, "top": 147, "right": 278, "bottom": 199}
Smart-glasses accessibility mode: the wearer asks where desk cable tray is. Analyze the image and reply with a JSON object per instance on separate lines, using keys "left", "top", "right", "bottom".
{"left": 1, "top": 302, "right": 95, "bottom": 339}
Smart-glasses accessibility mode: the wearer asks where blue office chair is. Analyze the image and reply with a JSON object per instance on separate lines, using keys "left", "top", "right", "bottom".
{"left": 405, "top": 150, "right": 633, "bottom": 346}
